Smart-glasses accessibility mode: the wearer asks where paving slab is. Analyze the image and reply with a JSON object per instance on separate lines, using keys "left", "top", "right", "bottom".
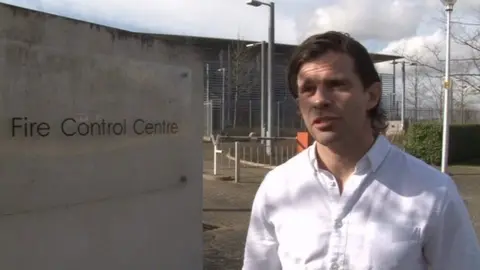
{"left": 202, "top": 150, "right": 268, "bottom": 270}
{"left": 202, "top": 144, "right": 480, "bottom": 269}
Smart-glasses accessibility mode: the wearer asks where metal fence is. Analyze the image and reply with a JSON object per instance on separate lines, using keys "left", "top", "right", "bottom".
{"left": 204, "top": 100, "right": 480, "bottom": 139}
{"left": 204, "top": 133, "right": 404, "bottom": 183}
{"left": 203, "top": 98, "right": 303, "bottom": 137}
{"left": 204, "top": 60, "right": 301, "bottom": 137}
{"left": 205, "top": 135, "right": 297, "bottom": 183}
{"left": 204, "top": 101, "right": 213, "bottom": 138}
{"left": 203, "top": 60, "right": 480, "bottom": 137}
{"left": 203, "top": 107, "right": 480, "bottom": 182}
{"left": 388, "top": 108, "right": 480, "bottom": 124}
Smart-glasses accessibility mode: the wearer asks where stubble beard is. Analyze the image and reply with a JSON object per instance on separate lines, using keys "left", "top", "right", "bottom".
{"left": 310, "top": 127, "right": 342, "bottom": 147}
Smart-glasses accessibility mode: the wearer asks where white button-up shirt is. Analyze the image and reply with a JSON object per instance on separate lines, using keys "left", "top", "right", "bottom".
{"left": 242, "top": 135, "right": 480, "bottom": 270}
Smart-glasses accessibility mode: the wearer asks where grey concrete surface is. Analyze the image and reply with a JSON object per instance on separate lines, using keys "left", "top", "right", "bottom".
{"left": 203, "top": 140, "right": 271, "bottom": 269}
{"left": 0, "top": 4, "right": 204, "bottom": 270}
{"left": 203, "top": 178, "right": 264, "bottom": 270}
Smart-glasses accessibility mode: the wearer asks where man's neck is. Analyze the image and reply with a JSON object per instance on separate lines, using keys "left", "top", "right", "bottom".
{"left": 315, "top": 132, "right": 376, "bottom": 183}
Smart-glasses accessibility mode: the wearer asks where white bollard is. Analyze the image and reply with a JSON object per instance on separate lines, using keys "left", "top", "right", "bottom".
{"left": 235, "top": 141, "right": 240, "bottom": 183}
{"left": 213, "top": 144, "right": 218, "bottom": 175}
{"left": 211, "top": 134, "right": 223, "bottom": 176}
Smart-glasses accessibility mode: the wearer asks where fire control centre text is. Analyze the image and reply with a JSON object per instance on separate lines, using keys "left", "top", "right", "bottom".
{"left": 10, "top": 117, "right": 179, "bottom": 137}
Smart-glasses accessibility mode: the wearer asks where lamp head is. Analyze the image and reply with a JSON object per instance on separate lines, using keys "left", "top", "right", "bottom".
{"left": 440, "top": 0, "right": 457, "bottom": 7}
{"left": 246, "top": 0, "right": 262, "bottom": 7}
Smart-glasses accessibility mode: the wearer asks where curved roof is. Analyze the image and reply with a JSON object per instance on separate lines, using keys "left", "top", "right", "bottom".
{"left": 0, "top": 2, "right": 403, "bottom": 64}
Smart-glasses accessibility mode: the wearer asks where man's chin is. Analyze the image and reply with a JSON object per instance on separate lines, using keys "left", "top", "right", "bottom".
{"left": 312, "top": 132, "right": 340, "bottom": 146}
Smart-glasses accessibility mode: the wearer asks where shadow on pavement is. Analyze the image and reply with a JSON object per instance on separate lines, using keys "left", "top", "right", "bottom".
{"left": 203, "top": 208, "right": 251, "bottom": 212}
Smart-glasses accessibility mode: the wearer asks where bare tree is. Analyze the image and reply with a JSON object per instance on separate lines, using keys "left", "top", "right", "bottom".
{"left": 398, "top": 7, "right": 479, "bottom": 91}
{"left": 228, "top": 36, "right": 259, "bottom": 128}
{"left": 399, "top": 59, "right": 478, "bottom": 123}
{"left": 449, "top": 7, "right": 480, "bottom": 92}
{"left": 401, "top": 64, "right": 444, "bottom": 119}
{"left": 392, "top": 7, "right": 480, "bottom": 123}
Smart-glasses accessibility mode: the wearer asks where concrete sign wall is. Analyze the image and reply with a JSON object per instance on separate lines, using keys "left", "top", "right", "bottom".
{"left": 0, "top": 4, "right": 203, "bottom": 270}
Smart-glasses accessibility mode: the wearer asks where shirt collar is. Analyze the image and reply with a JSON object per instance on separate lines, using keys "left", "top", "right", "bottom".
{"left": 307, "top": 135, "right": 391, "bottom": 173}
{"left": 366, "top": 135, "right": 391, "bottom": 172}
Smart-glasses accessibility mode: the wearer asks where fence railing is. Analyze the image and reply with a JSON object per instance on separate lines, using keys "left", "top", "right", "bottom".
{"left": 204, "top": 101, "right": 480, "bottom": 139}
{"left": 204, "top": 106, "right": 480, "bottom": 182}
{"left": 203, "top": 99, "right": 304, "bottom": 137}
{"left": 208, "top": 134, "right": 297, "bottom": 183}
{"left": 204, "top": 101, "right": 213, "bottom": 138}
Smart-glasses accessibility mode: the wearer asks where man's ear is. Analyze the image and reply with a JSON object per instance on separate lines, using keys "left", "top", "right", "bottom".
{"left": 366, "top": 82, "right": 382, "bottom": 110}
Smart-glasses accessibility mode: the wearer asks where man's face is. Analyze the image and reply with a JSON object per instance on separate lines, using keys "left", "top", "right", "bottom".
{"left": 296, "top": 51, "right": 381, "bottom": 147}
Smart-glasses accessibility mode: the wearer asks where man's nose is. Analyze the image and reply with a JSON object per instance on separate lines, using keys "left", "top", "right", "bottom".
{"left": 311, "top": 87, "right": 331, "bottom": 107}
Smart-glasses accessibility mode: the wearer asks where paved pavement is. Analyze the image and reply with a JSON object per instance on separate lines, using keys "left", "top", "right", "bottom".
{"left": 203, "top": 180, "right": 262, "bottom": 270}
{"left": 203, "top": 142, "right": 270, "bottom": 270}
{"left": 202, "top": 141, "right": 480, "bottom": 269}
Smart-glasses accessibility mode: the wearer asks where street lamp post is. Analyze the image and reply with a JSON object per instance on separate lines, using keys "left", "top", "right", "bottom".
{"left": 410, "top": 63, "right": 419, "bottom": 121}
{"left": 246, "top": 41, "right": 267, "bottom": 141}
{"left": 391, "top": 60, "right": 397, "bottom": 118}
{"left": 440, "top": 0, "right": 456, "bottom": 174}
{"left": 246, "top": 0, "right": 275, "bottom": 156}
{"left": 205, "top": 64, "right": 210, "bottom": 102}
{"left": 401, "top": 61, "right": 406, "bottom": 130}
{"left": 218, "top": 68, "right": 226, "bottom": 131}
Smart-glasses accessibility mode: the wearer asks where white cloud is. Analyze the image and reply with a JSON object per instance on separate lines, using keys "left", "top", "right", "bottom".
{"left": 304, "top": 0, "right": 479, "bottom": 65}
{"left": 3, "top": 0, "right": 479, "bottom": 84}
{"left": 3, "top": 0, "right": 478, "bottom": 110}
{"left": 375, "top": 10, "right": 480, "bottom": 73}
{"left": 305, "top": 0, "right": 428, "bottom": 42}
{"left": 374, "top": 30, "right": 445, "bottom": 74}
{"left": 3, "top": 0, "right": 304, "bottom": 44}
{"left": 372, "top": 7, "right": 480, "bottom": 109}
{"left": 4, "top": 0, "right": 478, "bottom": 48}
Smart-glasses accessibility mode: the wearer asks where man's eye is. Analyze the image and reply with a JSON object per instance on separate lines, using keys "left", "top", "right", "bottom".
{"left": 301, "top": 84, "right": 316, "bottom": 93}
{"left": 328, "top": 80, "right": 347, "bottom": 88}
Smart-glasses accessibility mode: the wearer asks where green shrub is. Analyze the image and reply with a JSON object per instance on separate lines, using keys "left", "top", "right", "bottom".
{"left": 404, "top": 122, "right": 443, "bottom": 165}
{"left": 387, "top": 133, "right": 406, "bottom": 148}
{"left": 404, "top": 122, "right": 480, "bottom": 165}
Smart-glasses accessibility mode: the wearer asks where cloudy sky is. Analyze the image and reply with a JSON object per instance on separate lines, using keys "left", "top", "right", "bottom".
{"left": 3, "top": 0, "right": 478, "bottom": 69}
{"left": 2, "top": 0, "right": 479, "bottom": 107}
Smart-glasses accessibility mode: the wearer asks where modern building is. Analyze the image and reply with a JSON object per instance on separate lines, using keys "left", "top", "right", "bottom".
{"left": 0, "top": 0, "right": 402, "bottom": 138}
{"left": 201, "top": 42, "right": 402, "bottom": 135}
{"left": 380, "top": 73, "right": 399, "bottom": 115}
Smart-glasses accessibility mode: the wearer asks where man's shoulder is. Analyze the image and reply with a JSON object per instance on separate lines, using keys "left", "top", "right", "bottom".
{"left": 257, "top": 147, "right": 312, "bottom": 197}
{"left": 389, "top": 145, "right": 456, "bottom": 194}
{"left": 264, "top": 147, "right": 311, "bottom": 181}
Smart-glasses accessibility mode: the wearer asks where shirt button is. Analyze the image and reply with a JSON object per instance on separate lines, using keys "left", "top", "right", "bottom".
{"left": 330, "top": 263, "right": 339, "bottom": 270}
{"left": 334, "top": 220, "right": 343, "bottom": 229}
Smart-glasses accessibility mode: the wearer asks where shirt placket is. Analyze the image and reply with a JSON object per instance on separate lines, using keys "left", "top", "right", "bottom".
{"left": 328, "top": 215, "right": 348, "bottom": 270}
{"left": 335, "top": 171, "right": 371, "bottom": 270}
{"left": 321, "top": 167, "right": 371, "bottom": 270}
{"left": 318, "top": 172, "right": 347, "bottom": 270}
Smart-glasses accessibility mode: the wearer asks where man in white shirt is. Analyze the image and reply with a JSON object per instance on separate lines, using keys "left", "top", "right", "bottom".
{"left": 242, "top": 31, "right": 480, "bottom": 270}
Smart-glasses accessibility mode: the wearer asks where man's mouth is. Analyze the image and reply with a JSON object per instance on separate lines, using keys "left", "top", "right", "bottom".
{"left": 312, "top": 116, "right": 338, "bottom": 129}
